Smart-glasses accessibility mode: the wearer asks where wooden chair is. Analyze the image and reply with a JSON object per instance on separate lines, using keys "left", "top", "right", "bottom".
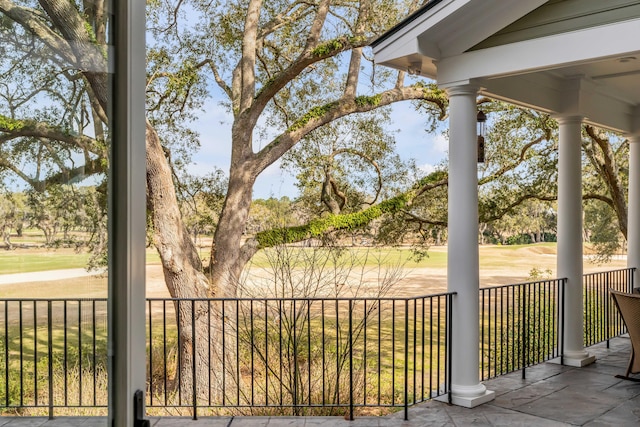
{"left": 610, "top": 289, "right": 640, "bottom": 378}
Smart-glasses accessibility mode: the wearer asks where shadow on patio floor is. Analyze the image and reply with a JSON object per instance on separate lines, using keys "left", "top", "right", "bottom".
{"left": 1, "top": 337, "right": 639, "bottom": 426}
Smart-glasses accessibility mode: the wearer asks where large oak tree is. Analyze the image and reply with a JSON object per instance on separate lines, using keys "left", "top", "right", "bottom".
{"left": 1, "top": 0, "right": 631, "bottom": 399}
{"left": 0, "top": 0, "right": 446, "bottom": 397}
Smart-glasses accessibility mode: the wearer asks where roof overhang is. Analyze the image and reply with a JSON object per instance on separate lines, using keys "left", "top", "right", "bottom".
{"left": 372, "top": 0, "right": 640, "bottom": 135}
{"left": 372, "top": 0, "right": 549, "bottom": 79}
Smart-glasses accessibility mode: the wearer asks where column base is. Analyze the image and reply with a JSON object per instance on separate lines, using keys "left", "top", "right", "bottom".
{"left": 435, "top": 384, "right": 495, "bottom": 408}
{"left": 550, "top": 352, "right": 596, "bottom": 367}
{"left": 435, "top": 390, "right": 495, "bottom": 408}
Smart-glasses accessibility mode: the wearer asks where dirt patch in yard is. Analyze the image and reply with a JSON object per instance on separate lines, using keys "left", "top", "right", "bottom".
{"left": 0, "top": 244, "right": 629, "bottom": 299}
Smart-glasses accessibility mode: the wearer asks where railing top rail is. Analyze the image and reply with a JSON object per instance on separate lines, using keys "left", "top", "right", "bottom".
{"left": 480, "top": 277, "right": 567, "bottom": 292}
{"left": 0, "top": 298, "right": 108, "bottom": 302}
{"left": 146, "top": 292, "right": 457, "bottom": 303}
{"left": 583, "top": 267, "right": 635, "bottom": 278}
{"left": 0, "top": 293, "right": 457, "bottom": 303}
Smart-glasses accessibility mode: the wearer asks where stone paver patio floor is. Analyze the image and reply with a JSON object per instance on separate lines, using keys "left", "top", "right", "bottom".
{"left": 1, "top": 337, "right": 639, "bottom": 426}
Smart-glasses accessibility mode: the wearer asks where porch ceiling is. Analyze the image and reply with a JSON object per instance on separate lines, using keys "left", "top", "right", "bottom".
{"left": 372, "top": 0, "right": 640, "bottom": 134}
{"left": 479, "top": 49, "right": 640, "bottom": 134}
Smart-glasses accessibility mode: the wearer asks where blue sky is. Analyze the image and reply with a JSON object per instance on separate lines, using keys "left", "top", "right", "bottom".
{"left": 188, "top": 98, "right": 449, "bottom": 199}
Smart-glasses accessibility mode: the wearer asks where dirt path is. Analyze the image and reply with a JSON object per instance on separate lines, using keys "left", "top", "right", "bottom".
{"left": 0, "top": 268, "right": 104, "bottom": 286}
{"left": 0, "top": 245, "right": 629, "bottom": 299}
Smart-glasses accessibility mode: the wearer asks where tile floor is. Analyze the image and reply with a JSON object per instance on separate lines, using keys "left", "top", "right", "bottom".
{"left": 1, "top": 337, "right": 639, "bottom": 426}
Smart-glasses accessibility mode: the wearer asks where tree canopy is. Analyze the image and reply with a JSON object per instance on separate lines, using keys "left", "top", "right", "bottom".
{"left": 0, "top": 0, "right": 631, "bottom": 289}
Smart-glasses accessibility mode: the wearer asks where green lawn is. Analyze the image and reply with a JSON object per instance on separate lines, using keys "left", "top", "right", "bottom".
{"left": 0, "top": 276, "right": 107, "bottom": 299}
{"left": 0, "top": 250, "right": 92, "bottom": 274}
{"left": 2, "top": 241, "right": 627, "bottom": 276}
{"left": 247, "top": 246, "right": 448, "bottom": 269}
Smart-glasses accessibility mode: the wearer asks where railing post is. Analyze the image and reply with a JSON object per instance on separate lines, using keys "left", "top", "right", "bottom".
{"left": 293, "top": 299, "right": 298, "bottom": 416}
{"left": 522, "top": 284, "right": 528, "bottom": 379}
{"left": 349, "top": 300, "right": 354, "bottom": 421}
{"left": 606, "top": 273, "right": 610, "bottom": 348}
{"left": 404, "top": 299, "right": 409, "bottom": 421}
{"left": 560, "top": 279, "right": 566, "bottom": 365}
{"left": 48, "top": 301, "right": 53, "bottom": 420}
{"left": 221, "top": 300, "right": 226, "bottom": 407}
{"left": 447, "top": 294, "right": 453, "bottom": 405}
{"left": 191, "top": 301, "right": 197, "bottom": 421}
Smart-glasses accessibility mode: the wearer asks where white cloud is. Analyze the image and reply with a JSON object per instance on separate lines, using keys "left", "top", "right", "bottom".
{"left": 253, "top": 162, "right": 298, "bottom": 199}
{"left": 418, "top": 163, "right": 436, "bottom": 175}
{"left": 429, "top": 133, "right": 449, "bottom": 155}
{"left": 191, "top": 99, "right": 233, "bottom": 167}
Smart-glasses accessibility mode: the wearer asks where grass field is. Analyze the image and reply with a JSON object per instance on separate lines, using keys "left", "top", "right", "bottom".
{"left": 0, "top": 242, "right": 628, "bottom": 300}
{"left": 0, "top": 240, "right": 629, "bottom": 415}
{"left": 0, "top": 250, "right": 92, "bottom": 275}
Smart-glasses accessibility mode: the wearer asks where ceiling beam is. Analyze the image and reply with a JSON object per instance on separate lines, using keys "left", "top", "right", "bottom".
{"left": 482, "top": 74, "right": 636, "bottom": 133}
{"left": 436, "top": 18, "right": 640, "bottom": 85}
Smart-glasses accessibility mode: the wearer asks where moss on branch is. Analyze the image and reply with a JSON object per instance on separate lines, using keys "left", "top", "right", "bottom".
{"left": 255, "top": 194, "right": 409, "bottom": 248}
{"left": 287, "top": 101, "right": 339, "bottom": 133}
{"left": 0, "top": 115, "right": 29, "bottom": 132}
{"left": 311, "top": 37, "right": 346, "bottom": 57}
{"left": 355, "top": 94, "right": 381, "bottom": 107}
{"left": 311, "top": 35, "right": 367, "bottom": 57}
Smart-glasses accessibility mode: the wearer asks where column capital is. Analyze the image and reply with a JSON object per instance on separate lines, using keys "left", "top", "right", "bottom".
{"left": 553, "top": 114, "right": 583, "bottom": 125}
{"left": 442, "top": 82, "right": 480, "bottom": 98}
{"left": 627, "top": 134, "right": 640, "bottom": 144}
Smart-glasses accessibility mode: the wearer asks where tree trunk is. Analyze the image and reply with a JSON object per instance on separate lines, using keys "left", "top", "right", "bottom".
{"left": 478, "top": 223, "right": 487, "bottom": 245}
{"left": 146, "top": 121, "right": 218, "bottom": 403}
{"left": 585, "top": 127, "right": 628, "bottom": 239}
{"left": 210, "top": 161, "right": 257, "bottom": 298}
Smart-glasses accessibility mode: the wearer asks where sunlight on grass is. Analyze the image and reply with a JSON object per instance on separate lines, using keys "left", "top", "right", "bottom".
{"left": 0, "top": 250, "right": 91, "bottom": 275}
{"left": 249, "top": 246, "right": 448, "bottom": 269}
{"left": 0, "top": 276, "right": 107, "bottom": 299}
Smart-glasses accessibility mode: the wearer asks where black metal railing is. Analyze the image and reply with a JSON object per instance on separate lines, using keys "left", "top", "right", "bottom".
{"left": 0, "top": 268, "right": 635, "bottom": 418}
{"left": 0, "top": 299, "right": 109, "bottom": 416}
{"left": 479, "top": 267, "right": 636, "bottom": 381}
{"left": 0, "top": 293, "right": 454, "bottom": 419}
{"left": 583, "top": 268, "right": 634, "bottom": 347}
{"left": 146, "top": 293, "right": 454, "bottom": 419}
{"left": 480, "top": 279, "right": 564, "bottom": 381}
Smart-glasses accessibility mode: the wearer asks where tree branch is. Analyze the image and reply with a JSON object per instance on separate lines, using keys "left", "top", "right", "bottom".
{"left": 239, "top": 0, "right": 263, "bottom": 112}
{"left": 0, "top": 0, "right": 76, "bottom": 64}
{"left": 332, "top": 147, "right": 383, "bottom": 205}
{"left": 343, "top": 0, "right": 369, "bottom": 99}
{"left": 480, "top": 194, "right": 556, "bottom": 223}
{"left": 258, "top": 1, "right": 312, "bottom": 39}
{"left": 584, "top": 125, "right": 628, "bottom": 237}
{"left": 196, "top": 59, "right": 232, "bottom": 100}
{"left": 254, "top": 84, "right": 447, "bottom": 174}
{"left": 37, "top": 0, "right": 109, "bottom": 109}
{"left": 401, "top": 209, "right": 447, "bottom": 227}
{"left": 583, "top": 193, "right": 614, "bottom": 207}
{"left": 478, "top": 134, "right": 549, "bottom": 186}
{"left": 0, "top": 115, "right": 104, "bottom": 156}
{"left": 253, "top": 194, "right": 409, "bottom": 248}
{"left": 247, "top": 34, "right": 375, "bottom": 127}
{"left": 304, "top": 0, "right": 331, "bottom": 52}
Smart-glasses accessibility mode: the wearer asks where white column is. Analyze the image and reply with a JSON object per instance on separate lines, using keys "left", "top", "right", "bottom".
{"left": 628, "top": 135, "right": 640, "bottom": 291}
{"left": 556, "top": 116, "right": 595, "bottom": 367}
{"left": 440, "top": 84, "right": 494, "bottom": 407}
{"left": 110, "top": 0, "right": 147, "bottom": 425}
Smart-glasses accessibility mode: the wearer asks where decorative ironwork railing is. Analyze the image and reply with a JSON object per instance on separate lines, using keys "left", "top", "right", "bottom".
{"left": 0, "top": 293, "right": 454, "bottom": 420}
{"left": 583, "top": 269, "right": 634, "bottom": 347}
{"left": 480, "top": 268, "right": 635, "bottom": 381}
{"left": 480, "top": 278, "right": 564, "bottom": 381}
{"left": 0, "top": 268, "right": 634, "bottom": 418}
